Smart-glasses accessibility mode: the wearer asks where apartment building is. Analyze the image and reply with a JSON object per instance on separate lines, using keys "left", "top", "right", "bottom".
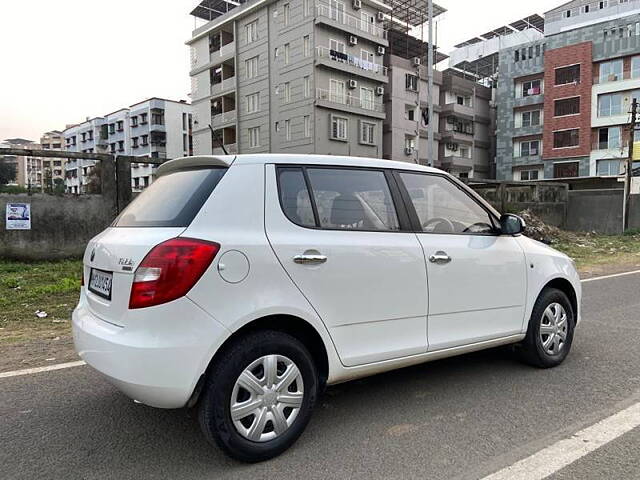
{"left": 188, "top": 0, "right": 392, "bottom": 158}
{"left": 0, "top": 138, "right": 45, "bottom": 188}
{"left": 439, "top": 72, "right": 494, "bottom": 178}
{"left": 40, "top": 130, "right": 66, "bottom": 188}
{"left": 64, "top": 98, "right": 193, "bottom": 193}
{"left": 496, "top": 0, "right": 640, "bottom": 180}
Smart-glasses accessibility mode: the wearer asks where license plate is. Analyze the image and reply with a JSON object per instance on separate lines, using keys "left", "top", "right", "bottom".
{"left": 88, "top": 268, "right": 113, "bottom": 300}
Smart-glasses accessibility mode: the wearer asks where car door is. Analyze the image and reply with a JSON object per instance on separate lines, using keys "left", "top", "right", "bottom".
{"left": 265, "top": 164, "right": 428, "bottom": 367}
{"left": 395, "top": 171, "right": 527, "bottom": 351}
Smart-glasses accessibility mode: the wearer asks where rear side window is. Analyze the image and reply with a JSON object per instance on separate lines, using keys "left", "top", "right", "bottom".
{"left": 113, "top": 168, "right": 227, "bottom": 227}
{"left": 277, "top": 166, "right": 400, "bottom": 231}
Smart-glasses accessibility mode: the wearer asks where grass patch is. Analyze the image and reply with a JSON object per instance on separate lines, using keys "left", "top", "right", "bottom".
{"left": 551, "top": 232, "right": 640, "bottom": 271}
{"left": 0, "top": 259, "right": 82, "bottom": 343}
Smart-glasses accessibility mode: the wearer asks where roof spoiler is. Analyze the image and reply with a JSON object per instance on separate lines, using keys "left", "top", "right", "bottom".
{"left": 156, "top": 155, "right": 236, "bottom": 177}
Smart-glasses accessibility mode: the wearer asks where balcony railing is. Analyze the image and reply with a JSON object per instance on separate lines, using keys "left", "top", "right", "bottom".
{"left": 316, "top": 46, "right": 387, "bottom": 76}
{"left": 316, "top": 88, "right": 384, "bottom": 113}
{"left": 211, "top": 110, "right": 237, "bottom": 127}
{"left": 316, "top": 4, "right": 387, "bottom": 39}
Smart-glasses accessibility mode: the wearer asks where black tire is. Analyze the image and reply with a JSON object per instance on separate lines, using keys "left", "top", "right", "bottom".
{"left": 518, "top": 288, "right": 575, "bottom": 368}
{"left": 198, "top": 330, "right": 318, "bottom": 462}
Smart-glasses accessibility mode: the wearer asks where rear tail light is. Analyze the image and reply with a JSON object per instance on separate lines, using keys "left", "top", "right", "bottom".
{"left": 129, "top": 238, "right": 220, "bottom": 309}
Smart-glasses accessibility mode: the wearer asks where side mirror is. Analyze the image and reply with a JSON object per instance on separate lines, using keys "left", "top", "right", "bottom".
{"left": 500, "top": 214, "right": 526, "bottom": 235}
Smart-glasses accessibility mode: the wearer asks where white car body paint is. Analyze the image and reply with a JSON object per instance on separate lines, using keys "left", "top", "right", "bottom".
{"left": 72, "top": 154, "right": 582, "bottom": 409}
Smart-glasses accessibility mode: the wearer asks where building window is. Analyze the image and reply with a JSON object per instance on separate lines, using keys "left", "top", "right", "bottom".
{"left": 132, "top": 137, "right": 139, "bottom": 148}
{"left": 246, "top": 20, "right": 258, "bottom": 43}
{"left": 304, "top": 115, "right": 311, "bottom": 137}
{"left": 449, "top": 117, "right": 474, "bottom": 135}
{"left": 284, "top": 43, "right": 290, "bottom": 65}
{"left": 284, "top": 119, "right": 291, "bottom": 140}
{"left": 597, "top": 126, "right": 621, "bottom": 149}
{"left": 405, "top": 105, "right": 415, "bottom": 121}
{"left": 520, "top": 169, "right": 540, "bottom": 181}
{"left": 331, "top": 116, "right": 348, "bottom": 140}
{"left": 248, "top": 126, "right": 260, "bottom": 148}
{"left": 456, "top": 94, "right": 472, "bottom": 107}
{"left": 247, "top": 92, "right": 260, "bottom": 113}
{"left": 360, "top": 87, "right": 375, "bottom": 110}
{"left": 141, "top": 135, "right": 149, "bottom": 146}
{"left": 118, "top": 140, "right": 124, "bottom": 152}
{"left": 304, "top": 35, "right": 310, "bottom": 57}
{"left": 555, "top": 64, "right": 581, "bottom": 85}
{"left": 360, "top": 121, "right": 375, "bottom": 145}
{"left": 599, "top": 59, "right": 623, "bottom": 82}
{"left": 109, "top": 124, "right": 116, "bottom": 134}
{"left": 110, "top": 143, "right": 116, "bottom": 153}
{"left": 406, "top": 74, "right": 418, "bottom": 91}
{"left": 521, "top": 110, "right": 541, "bottom": 127}
{"left": 283, "top": 82, "right": 291, "bottom": 102}
{"left": 522, "top": 79, "right": 541, "bottom": 97}
{"left": 283, "top": 3, "right": 290, "bottom": 26}
{"left": 632, "top": 56, "right": 640, "bottom": 78}
{"left": 554, "top": 162, "right": 580, "bottom": 178}
{"left": 330, "top": 38, "right": 346, "bottom": 53}
{"left": 361, "top": 49, "right": 374, "bottom": 63}
{"left": 304, "top": 76, "right": 310, "bottom": 98}
{"left": 140, "top": 113, "right": 147, "bottom": 124}
{"left": 554, "top": 97, "right": 581, "bottom": 116}
{"left": 245, "top": 56, "right": 259, "bottom": 79}
{"left": 597, "top": 159, "right": 621, "bottom": 176}
{"left": 598, "top": 93, "right": 623, "bottom": 117}
{"left": 519, "top": 140, "right": 540, "bottom": 157}
{"left": 405, "top": 135, "right": 416, "bottom": 150}
{"left": 599, "top": 1, "right": 608, "bottom": 9}
{"left": 553, "top": 129, "right": 580, "bottom": 149}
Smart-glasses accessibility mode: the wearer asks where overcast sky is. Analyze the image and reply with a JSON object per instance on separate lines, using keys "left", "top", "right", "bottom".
{"left": 0, "top": 0, "right": 562, "bottom": 141}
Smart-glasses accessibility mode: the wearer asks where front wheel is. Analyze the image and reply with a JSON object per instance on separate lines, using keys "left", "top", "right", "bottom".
{"left": 517, "top": 288, "right": 575, "bottom": 368}
{"left": 198, "top": 330, "right": 318, "bottom": 462}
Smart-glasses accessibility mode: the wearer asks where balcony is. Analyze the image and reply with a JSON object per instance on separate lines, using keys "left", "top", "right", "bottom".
{"left": 441, "top": 155, "right": 473, "bottom": 171}
{"left": 211, "top": 76, "right": 236, "bottom": 96}
{"left": 316, "top": 4, "right": 388, "bottom": 46}
{"left": 315, "top": 46, "right": 388, "bottom": 83}
{"left": 315, "top": 88, "right": 385, "bottom": 119}
{"left": 211, "top": 110, "right": 237, "bottom": 128}
{"left": 210, "top": 41, "right": 236, "bottom": 64}
{"left": 441, "top": 103, "right": 474, "bottom": 121}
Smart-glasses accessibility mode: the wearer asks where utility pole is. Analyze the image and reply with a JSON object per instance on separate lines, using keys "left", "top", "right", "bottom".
{"left": 426, "top": 0, "right": 434, "bottom": 167}
{"left": 624, "top": 99, "right": 637, "bottom": 232}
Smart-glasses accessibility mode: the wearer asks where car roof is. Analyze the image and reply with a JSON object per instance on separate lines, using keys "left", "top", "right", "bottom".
{"left": 157, "top": 154, "right": 444, "bottom": 177}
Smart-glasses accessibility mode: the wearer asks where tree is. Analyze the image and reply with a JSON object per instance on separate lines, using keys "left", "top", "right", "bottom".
{"left": 0, "top": 158, "right": 17, "bottom": 185}
{"left": 85, "top": 162, "right": 102, "bottom": 194}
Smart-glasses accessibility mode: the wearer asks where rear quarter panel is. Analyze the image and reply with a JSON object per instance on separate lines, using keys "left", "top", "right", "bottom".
{"left": 182, "top": 163, "right": 343, "bottom": 381}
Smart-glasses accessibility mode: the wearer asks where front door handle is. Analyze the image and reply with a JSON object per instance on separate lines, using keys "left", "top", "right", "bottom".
{"left": 294, "top": 254, "right": 327, "bottom": 265}
{"left": 429, "top": 251, "right": 451, "bottom": 264}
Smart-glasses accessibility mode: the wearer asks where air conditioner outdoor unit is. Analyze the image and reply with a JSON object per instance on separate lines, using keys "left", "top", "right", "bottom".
{"left": 377, "top": 46, "right": 385, "bottom": 55}
{"left": 348, "top": 79, "right": 358, "bottom": 89}
{"left": 376, "top": 86, "right": 385, "bottom": 96}
{"left": 404, "top": 147, "right": 414, "bottom": 155}
{"left": 353, "top": 0, "right": 361, "bottom": 9}
{"left": 377, "top": 11, "right": 385, "bottom": 21}
{"left": 349, "top": 35, "right": 358, "bottom": 45}
{"left": 413, "top": 57, "right": 421, "bottom": 66}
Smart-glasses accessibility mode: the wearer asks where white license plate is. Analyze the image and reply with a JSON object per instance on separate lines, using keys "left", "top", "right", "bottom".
{"left": 89, "top": 268, "right": 113, "bottom": 300}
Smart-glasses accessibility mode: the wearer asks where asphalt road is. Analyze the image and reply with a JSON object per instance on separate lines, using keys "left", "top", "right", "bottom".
{"left": 2, "top": 273, "right": 640, "bottom": 480}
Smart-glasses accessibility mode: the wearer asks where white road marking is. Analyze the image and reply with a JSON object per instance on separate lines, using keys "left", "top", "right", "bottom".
{"left": 0, "top": 360, "right": 86, "bottom": 379}
{"left": 481, "top": 402, "right": 640, "bottom": 480}
{"left": 581, "top": 269, "right": 640, "bottom": 283}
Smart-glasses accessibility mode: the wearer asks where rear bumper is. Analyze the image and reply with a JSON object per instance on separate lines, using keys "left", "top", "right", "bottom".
{"left": 72, "top": 292, "right": 229, "bottom": 408}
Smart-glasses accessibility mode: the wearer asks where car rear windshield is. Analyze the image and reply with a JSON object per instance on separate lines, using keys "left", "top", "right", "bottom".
{"left": 112, "top": 167, "right": 227, "bottom": 227}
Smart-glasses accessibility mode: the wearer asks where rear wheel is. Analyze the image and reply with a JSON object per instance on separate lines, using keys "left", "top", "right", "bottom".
{"left": 198, "top": 330, "right": 318, "bottom": 462}
{"left": 518, "top": 288, "right": 575, "bottom": 368}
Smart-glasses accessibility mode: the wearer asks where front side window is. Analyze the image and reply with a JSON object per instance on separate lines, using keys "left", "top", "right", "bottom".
{"left": 399, "top": 173, "right": 496, "bottom": 234}
{"left": 307, "top": 168, "right": 400, "bottom": 231}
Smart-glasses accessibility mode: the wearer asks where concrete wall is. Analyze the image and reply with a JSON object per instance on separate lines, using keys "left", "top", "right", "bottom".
{"left": 566, "top": 189, "right": 624, "bottom": 234}
{"left": 0, "top": 194, "right": 115, "bottom": 260}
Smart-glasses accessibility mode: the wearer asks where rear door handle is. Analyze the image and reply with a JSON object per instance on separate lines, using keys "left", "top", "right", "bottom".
{"left": 294, "top": 254, "right": 327, "bottom": 265}
{"left": 429, "top": 251, "right": 451, "bottom": 264}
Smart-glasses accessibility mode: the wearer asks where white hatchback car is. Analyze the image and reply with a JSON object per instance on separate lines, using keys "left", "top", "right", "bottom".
{"left": 73, "top": 154, "right": 581, "bottom": 462}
